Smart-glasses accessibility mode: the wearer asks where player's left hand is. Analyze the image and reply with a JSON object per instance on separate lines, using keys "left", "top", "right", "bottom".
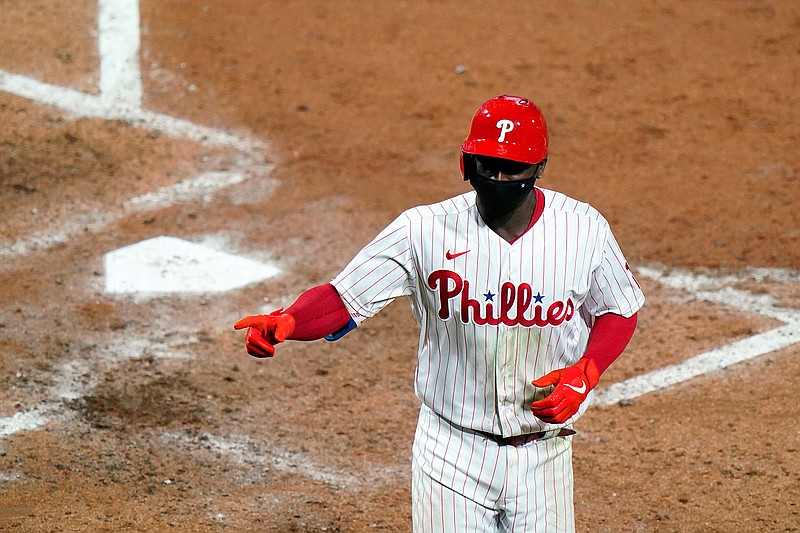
{"left": 530, "top": 358, "right": 600, "bottom": 424}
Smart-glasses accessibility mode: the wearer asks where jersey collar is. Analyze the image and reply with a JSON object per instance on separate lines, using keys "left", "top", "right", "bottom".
{"left": 509, "top": 187, "right": 546, "bottom": 244}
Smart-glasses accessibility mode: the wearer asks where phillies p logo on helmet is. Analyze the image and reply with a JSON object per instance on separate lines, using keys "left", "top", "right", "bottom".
{"left": 496, "top": 119, "right": 515, "bottom": 142}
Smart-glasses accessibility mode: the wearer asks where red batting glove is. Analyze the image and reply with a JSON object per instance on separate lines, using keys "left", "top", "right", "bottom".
{"left": 233, "top": 309, "right": 296, "bottom": 358}
{"left": 530, "top": 358, "right": 601, "bottom": 424}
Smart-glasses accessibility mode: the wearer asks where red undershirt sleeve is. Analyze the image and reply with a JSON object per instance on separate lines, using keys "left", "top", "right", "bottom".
{"left": 284, "top": 284, "right": 352, "bottom": 341}
{"left": 580, "top": 312, "right": 638, "bottom": 375}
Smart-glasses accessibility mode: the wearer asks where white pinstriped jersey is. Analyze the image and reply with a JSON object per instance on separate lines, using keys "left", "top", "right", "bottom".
{"left": 332, "top": 187, "right": 645, "bottom": 437}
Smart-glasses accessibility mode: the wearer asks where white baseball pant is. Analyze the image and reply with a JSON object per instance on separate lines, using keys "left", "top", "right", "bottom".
{"left": 412, "top": 405, "right": 575, "bottom": 533}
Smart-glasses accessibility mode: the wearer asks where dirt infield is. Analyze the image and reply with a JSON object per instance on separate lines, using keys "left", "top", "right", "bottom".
{"left": 1, "top": 1, "right": 798, "bottom": 532}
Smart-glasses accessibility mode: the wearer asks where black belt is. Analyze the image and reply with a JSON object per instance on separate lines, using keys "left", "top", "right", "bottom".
{"left": 478, "top": 428, "right": 576, "bottom": 446}
{"left": 435, "top": 410, "right": 576, "bottom": 447}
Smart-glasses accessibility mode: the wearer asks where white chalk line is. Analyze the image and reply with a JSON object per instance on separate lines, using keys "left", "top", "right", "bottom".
{"left": 0, "top": 209, "right": 118, "bottom": 259}
{"left": 0, "top": 408, "right": 51, "bottom": 439}
{"left": 98, "top": 0, "right": 142, "bottom": 108}
{"left": 0, "top": 69, "right": 263, "bottom": 150}
{"left": 594, "top": 266, "right": 800, "bottom": 406}
{"left": 124, "top": 170, "right": 249, "bottom": 211}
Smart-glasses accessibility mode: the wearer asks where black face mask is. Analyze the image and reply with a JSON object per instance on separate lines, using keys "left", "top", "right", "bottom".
{"left": 469, "top": 174, "right": 537, "bottom": 219}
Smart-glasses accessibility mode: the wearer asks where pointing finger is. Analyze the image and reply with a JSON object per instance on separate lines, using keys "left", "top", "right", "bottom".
{"left": 234, "top": 315, "right": 264, "bottom": 330}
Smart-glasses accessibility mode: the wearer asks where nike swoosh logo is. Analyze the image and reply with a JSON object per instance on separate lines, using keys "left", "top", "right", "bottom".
{"left": 564, "top": 381, "right": 587, "bottom": 394}
{"left": 446, "top": 249, "right": 470, "bottom": 260}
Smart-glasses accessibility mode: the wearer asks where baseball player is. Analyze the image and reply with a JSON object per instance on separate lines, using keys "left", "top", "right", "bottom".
{"left": 235, "top": 95, "right": 644, "bottom": 532}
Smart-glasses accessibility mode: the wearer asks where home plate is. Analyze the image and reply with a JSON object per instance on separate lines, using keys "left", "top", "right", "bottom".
{"left": 104, "top": 236, "right": 280, "bottom": 294}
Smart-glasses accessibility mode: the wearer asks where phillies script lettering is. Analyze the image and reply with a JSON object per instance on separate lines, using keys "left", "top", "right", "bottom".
{"left": 427, "top": 270, "right": 575, "bottom": 327}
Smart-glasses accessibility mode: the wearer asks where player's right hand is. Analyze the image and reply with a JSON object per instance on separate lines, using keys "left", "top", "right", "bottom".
{"left": 233, "top": 309, "right": 296, "bottom": 358}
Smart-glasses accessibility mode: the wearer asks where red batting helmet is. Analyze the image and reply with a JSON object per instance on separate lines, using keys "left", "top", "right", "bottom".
{"left": 461, "top": 95, "right": 549, "bottom": 168}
